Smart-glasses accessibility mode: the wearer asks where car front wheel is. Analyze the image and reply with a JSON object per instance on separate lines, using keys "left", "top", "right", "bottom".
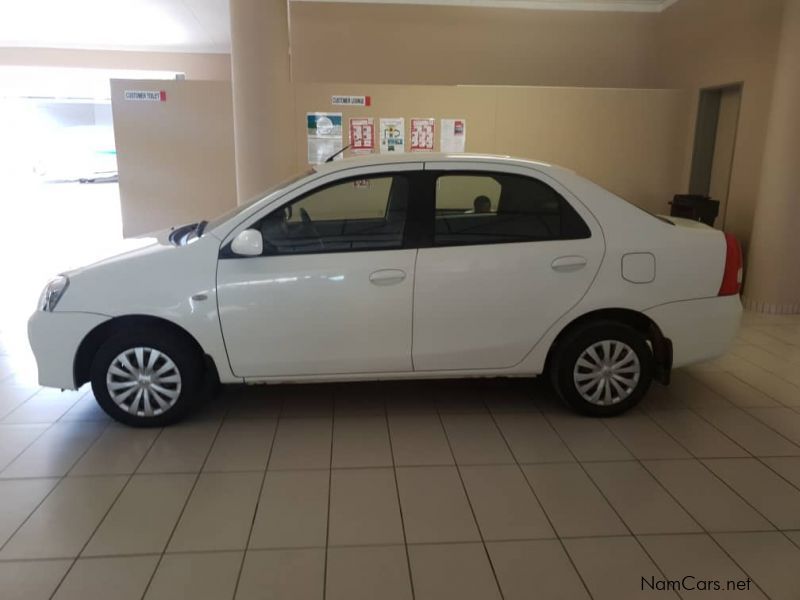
{"left": 551, "top": 321, "right": 653, "bottom": 416}
{"left": 90, "top": 328, "right": 202, "bottom": 427}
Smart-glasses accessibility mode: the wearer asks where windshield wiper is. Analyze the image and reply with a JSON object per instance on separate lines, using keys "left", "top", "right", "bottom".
{"left": 196, "top": 220, "right": 209, "bottom": 237}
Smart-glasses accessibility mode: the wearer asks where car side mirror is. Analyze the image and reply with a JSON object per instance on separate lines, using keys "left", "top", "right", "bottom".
{"left": 230, "top": 229, "right": 263, "bottom": 257}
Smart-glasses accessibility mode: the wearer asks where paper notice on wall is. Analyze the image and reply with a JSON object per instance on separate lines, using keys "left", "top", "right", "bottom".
{"left": 379, "top": 118, "right": 405, "bottom": 153}
{"left": 307, "top": 112, "right": 343, "bottom": 165}
{"left": 441, "top": 119, "right": 466, "bottom": 153}
{"left": 349, "top": 117, "right": 375, "bottom": 154}
{"left": 410, "top": 118, "right": 435, "bottom": 152}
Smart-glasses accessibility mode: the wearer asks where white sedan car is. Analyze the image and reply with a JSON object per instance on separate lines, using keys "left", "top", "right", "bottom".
{"left": 29, "top": 154, "right": 743, "bottom": 426}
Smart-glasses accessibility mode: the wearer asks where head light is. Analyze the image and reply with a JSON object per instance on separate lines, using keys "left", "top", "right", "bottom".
{"left": 38, "top": 276, "right": 69, "bottom": 312}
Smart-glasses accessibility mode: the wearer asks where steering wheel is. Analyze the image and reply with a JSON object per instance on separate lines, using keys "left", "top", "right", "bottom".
{"left": 299, "top": 208, "right": 324, "bottom": 250}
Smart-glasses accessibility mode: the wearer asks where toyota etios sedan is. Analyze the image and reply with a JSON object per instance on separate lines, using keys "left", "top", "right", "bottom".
{"left": 29, "top": 154, "right": 743, "bottom": 426}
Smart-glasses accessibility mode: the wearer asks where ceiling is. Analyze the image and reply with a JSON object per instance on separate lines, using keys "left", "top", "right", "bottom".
{"left": 0, "top": 0, "right": 678, "bottom": 54}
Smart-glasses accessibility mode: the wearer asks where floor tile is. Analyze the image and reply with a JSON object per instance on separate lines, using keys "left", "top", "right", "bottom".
{"left": 647, "top": 409, "right": 748, "bottom": 457}
{"left": 545, "top": 414, "right": 632, "bottom": 461}
{"left": 639, "top": 533, "right": 766, "bottom": 599}
{"left": 70, "top": 425, "right": 159, "bottom": 475}
{"left": 168, "top": 471, "right": 261, "bottom": 552}
{"left": 726, "top": 361, "right": 800, "bottom": 407}
{"left": 745, "top": 407, "right": 800, "bottom": 446}
{"left": 492, "top": 412, "right": 573, "bottom": 463}
{"left": 388, "top": 413, "right": 453, "bottom": 466}
{"left": 440, "top": 413, "right": 513, "bottom": 464}
{"left": 1, "top": 421, "right": 106, "bottom": 478}
{"left": 585, "top": 461, "right": 700, "bottom": 534}
{"left": 522, "top": 463, "right": 627, "bottom": 537}
{"left": 83, "top": 473, "right": 195, "bottom": 556}
{"left": 278, "top": 386, "right": 333, "bottom": 418}
{"left": 667, "top": 371, "right": 732, "bottom": 409}
{"left": 144, "top": 551, "right": 243, "bottom": 600}
{"left": 59, "top": 392, "right": 109, "bottom": 422}
{"left": 268, "top": 417, "right": 332, "bottom": 470}
{"left": 460, "top": 465, "right": 553, "bottom": 540}
{"left": 221, "top": 386, "right": 283, "bottom": 419}
{"left": 487, "top": 539, "right": 590, "bottom": 600}
{"left": 249, "top": 469, "right": 329, "bottom": 549}
{"left": 2, "top": 389, "right": 84, "bottom": 424}
{"left": 691, "top": 371, "right": 778, "bottom": 408}
{"left": 714, "top": 532, "right": 800, "bottom": 600}
{"left": 0, "top": 559, "right": 72, "bottom": 600}
{"left": 52, "top": 555, "right": 159, "bottom": 600}
{"left": 761, "top": 456, "right": 800, "bottom": 489}
{"left": 695, "top": 407, "right": 800, "bottom": 456}
{"left": 396, "top": 466, "right": 479, "bottom": 543}
{"left": 408, "top": 542, "right": 501, "bottom": 600}
{"left": 0, "top": 475, "right": 127, "bottom": 559}
{"left": 703, "top": 458, "right": 800, "bottom": 529}
{"left": 565, "top": 536, "right": 675, "bottom": 600}
{"left": 643, "top": 459, "right": 772, "bottom": 532}
{"left": 332, "top": 383, "right": 386, "bottom": 416}
{"left": 0, "top": 424, "right": 48, "bottom": 472}
{"left": 326, "top": 545, "right": 412, "bottom": 600}
{"left": 0, "top": 385, "right": 39, "bottom": 420}
{"left": 236, "top": 548, "right": 325, "bottom": 600}
{"left": 603, "top": 413, "right": 690, "bottom": 459}
{"left": 331, "top": 415, "right": 392, "bottom": 468}
{"left": 0, "top": 478, "right": 59, "bottom": 546}
{"left": 203, "top": 418, "right": 275, "bottom": 472}
{"left": 329, "top": 467, "right": 404, "bottom": 546}
{"left": 137, "top": 421, "right": 220, "bottom": 473}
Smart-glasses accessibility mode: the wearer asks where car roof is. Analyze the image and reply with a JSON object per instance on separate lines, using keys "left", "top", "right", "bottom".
{"left": 312, "top": 152, "right": 570, "bottom": 176}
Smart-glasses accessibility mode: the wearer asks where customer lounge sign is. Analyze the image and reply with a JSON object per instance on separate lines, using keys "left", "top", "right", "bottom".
{"left": 124, "top": 90, "right": 167, "bottom": 102}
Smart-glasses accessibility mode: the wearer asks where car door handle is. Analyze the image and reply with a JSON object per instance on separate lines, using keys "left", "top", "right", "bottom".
{"left": 369, "top": 269, "right": 407, "bottom": 286}
{"left": 551, "top": 256, "right": 588, "bottom": 272}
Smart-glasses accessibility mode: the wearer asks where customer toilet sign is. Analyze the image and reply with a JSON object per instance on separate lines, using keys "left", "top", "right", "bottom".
{"left": 349, "top": 117, "right": 375, "bottom": 154}
{"left": 124, "top": 90, "right": 167, "bottom": 102}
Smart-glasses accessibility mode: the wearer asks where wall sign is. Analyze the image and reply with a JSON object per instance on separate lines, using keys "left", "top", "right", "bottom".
{"left": 307, "top": 112, "right": 343, "bottom": 165}
{"left": 380, "top": 118, "right": 405, "bottom": 153}
{"left": 441, "top": 118, "right": 467, "bottom": 153}
{"left": 349, "top": 117, "right": 375, "bottom": 154}
{"left": 410, "top": 118, "right": 435, "bottom": 152}
{"left": 124, "top": 90, "right": 167, "bottom": 102}
{"left": 331, "top": 95, "right": 371, "bottom": 107}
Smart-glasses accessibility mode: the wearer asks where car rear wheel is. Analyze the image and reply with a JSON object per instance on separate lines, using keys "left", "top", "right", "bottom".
{"left": 551, "top": 320, "right": 653, "bottom": 416}
{"left": 90, "top": 328, "right": 202, "bottom": 427}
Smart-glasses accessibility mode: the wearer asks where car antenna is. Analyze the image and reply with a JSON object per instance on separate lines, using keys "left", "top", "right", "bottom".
{"left": 325, "top": 144, "right": 352, "bottom": 163}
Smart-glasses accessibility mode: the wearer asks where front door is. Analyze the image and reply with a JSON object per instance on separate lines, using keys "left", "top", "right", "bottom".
{"left": 412, "top": 166, "right": 604, "bottom": 372}
{"left": 217, "top": 170, "right": 420, "bottom": 378}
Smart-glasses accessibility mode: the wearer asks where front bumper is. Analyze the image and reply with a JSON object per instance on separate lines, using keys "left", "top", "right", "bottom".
{"left": 644, "top": 294, "right": 743, "bottom": 369}
{"left": 28, "top": 311, "right": 109, "bottom": 389}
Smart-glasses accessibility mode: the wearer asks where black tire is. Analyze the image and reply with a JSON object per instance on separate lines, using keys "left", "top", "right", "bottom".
{"left": 550, "top": 320, "right": 653, "bottom": 417}
{"left": 90, "top": 327, "right": 203, "bottom": 427}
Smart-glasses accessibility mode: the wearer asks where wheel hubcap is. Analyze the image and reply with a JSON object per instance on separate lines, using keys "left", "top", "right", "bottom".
{"left": 573, "top": 340, "right": 640, "bottom": 406}
{"left": 106, "top": 347, "right": 182, "bottom": 417}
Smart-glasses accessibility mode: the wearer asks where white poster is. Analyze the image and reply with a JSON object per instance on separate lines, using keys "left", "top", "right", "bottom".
{"left": 349, "top": 117, "right": 375, "bottom": 154}
{"left": 379, "top": 118, "right": 405, "bottom": 154}
{"left": 410, "top": 118, "right": 435, "bottom": 152}
{"left": 440, "top": 118, "right": 467, "bottom": 153}
{"left": 307, "top": 112, "right": 343, "bottom": 165}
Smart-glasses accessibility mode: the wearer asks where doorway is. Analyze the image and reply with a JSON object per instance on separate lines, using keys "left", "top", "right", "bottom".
{"left": 688, "top": 84, "right": 743, "bottom": 229}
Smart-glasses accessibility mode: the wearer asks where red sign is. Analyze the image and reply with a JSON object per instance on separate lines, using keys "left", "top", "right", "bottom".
{"left": 349, "top": 118, "right": 375, "bottom": 153}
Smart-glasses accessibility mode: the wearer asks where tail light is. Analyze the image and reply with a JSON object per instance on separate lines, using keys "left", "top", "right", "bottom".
{"left": 718, "top": 232, "right": 743, "bottom": 296}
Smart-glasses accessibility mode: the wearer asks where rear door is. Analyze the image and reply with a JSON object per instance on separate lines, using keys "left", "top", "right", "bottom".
{"left": 412, "top": 163, "right": 604, "bottom": 371}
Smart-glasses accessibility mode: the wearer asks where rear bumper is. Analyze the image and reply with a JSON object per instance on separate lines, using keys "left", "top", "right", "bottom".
{"left": 28, "top": 311, "right": 109, "bottom": 389}
{"left": 644, "top": 295, "right": 742, "bottom": 369}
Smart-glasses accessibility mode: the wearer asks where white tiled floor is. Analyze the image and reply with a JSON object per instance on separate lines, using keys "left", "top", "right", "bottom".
{"left": 1, "top": 311, "right": 800, "bottom": 598}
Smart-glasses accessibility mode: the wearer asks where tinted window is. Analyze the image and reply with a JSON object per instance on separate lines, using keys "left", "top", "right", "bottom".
{"left": 434, "top": 173, "right": 590, "bottom": 246}
{"left": 254, "top": 175, "right": 409, "bottom": 255}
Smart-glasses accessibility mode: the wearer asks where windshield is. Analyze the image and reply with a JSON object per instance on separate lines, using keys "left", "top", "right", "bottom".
{"left": 204, "top": 168, "right": 315, "bottom": 233}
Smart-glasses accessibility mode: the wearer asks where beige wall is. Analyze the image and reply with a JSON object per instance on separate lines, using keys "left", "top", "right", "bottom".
{"left": 294, "top": 83, "right": 693, "bottom": 216}
{"left": 290, "top": 2, "right": 657, "bottom": 88}
{"left": 111, "top": 79, "right": 237, "bottom": 237}
{"left": 652, "top": 0, "right": 785, "bottom": 247}
{"left": 0, "top": 47, "right": 231, "bottom": 80}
